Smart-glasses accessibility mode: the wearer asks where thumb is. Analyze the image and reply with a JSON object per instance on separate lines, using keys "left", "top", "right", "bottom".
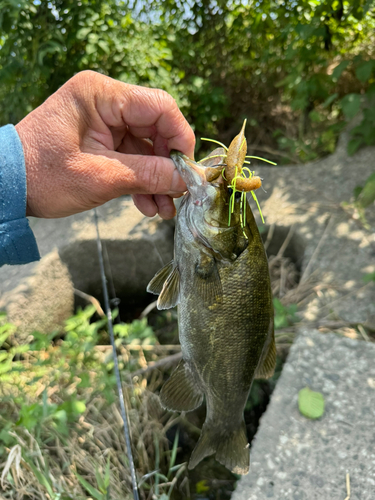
{"left": 84, "top": 150, "right": 187, "bottom": 200}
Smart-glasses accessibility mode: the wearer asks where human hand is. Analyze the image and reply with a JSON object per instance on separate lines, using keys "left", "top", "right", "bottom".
{"left": 15, "top": 71, "right": 195, "bottom": 219}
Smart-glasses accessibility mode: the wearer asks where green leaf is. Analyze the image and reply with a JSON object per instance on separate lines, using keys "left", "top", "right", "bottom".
{"left": 298, "top": 387, "right": 325, "bottom": 419}
{"left": 98, "top": 40, "right": 110, "bottom": 54}
{"left": 196, "top": 480, "right": 210, "bottom": 494}
{"left": 353, "top": 185, "right": 363, "bottom": 200}
{"left": 76, "top": 27, "right": 92, "bottom": 40}
{"left": 23, "top": 458, "right": 54, "bottom": 496}
{"left": 0, "top": 330, "right": 11, "bottom": 347}
{"left": 322, "top": 93, "right": 338, "bottom": 108}
{"left": 341, "top": 94, "right": 361, "bottom": 120}
{"left": 363, "top": 272, "right": 375, "bottom": 283}
{"left": 357, "top": 172, "right": 375, "bottom": 208}
{"left": 78, "top": 372, "right": 91, "bottom": 388}
{"left": 356, "top": 60, "right": 374, "bottom": 83}
{"left": 347, "top": 138, "right": 363, "bottom": 155}
{"left": 332, "top": 61, "right": 349, "bottom": 81}
{"left": 86, "top": 43, "right": 97, "bottom": 55}
{"left": 168, "top": 428, "right": 179, "bottom": 475}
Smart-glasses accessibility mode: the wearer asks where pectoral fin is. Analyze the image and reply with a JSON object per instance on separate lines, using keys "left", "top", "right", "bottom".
{"left": 194, "top": 253, "right": 222, "bottom": 308}
{"left": 147, "top": 260, "right": 180, "bottom": 310}
{"left": 160, "top": 360, "right": 203, "bottom": 412}
{"left": 254, "top": 333, "right": 276, "bottom": 379}
{"left": 147, "top": 261, "right": 174, "bottom": 295}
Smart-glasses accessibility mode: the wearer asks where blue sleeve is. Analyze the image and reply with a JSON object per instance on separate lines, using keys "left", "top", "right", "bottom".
{"left": 0, "top": 124, "right": 40, "bottom": 266}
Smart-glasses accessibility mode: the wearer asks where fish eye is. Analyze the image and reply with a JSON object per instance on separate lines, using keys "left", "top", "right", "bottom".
{"left": 228, "top": 187, "right": 233, "bottom": 196}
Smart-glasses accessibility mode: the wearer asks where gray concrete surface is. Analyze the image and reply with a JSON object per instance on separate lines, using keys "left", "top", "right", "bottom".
{"left": 233, "top": 329, "right": 375, "bottom": 500}
{"left": 255, "top": 127, "right": 375, "bottom": 326}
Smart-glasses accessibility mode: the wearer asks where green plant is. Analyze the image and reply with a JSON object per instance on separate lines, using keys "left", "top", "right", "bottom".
{"left": 344, "top": 171, "right": 375, "bottom": 228}
{"left": 0, "top": 307, "right": 182, "bottom": 499}
{"left": 114, "top": 317, "right": 157, "bottom": 346}
{"left": 273, "top": 298, "right": 299, "bottom": 330}
{"left": 139, "top": 429, "right": 187, "bottom": 500}
{"left": 75, "top": 458, "right": 111, "bottom": 500}
{"left": 363, "top": 271, "right": 375, "bottom": 283}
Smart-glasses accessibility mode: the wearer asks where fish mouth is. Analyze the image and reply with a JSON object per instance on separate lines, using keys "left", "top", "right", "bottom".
{"left": 170, "top": 151, "right": 207, "bottom": 189}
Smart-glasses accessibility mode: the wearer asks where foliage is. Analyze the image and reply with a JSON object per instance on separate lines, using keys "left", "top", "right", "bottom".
{"left": 139, "top": 0, "right": 375, "bottom": 160}
{"left": 343, "top": 171, "right": 375, "bottom": 228}
{"left": 363, "top": 271, "right": 375, "bottom": 283}
{"left": 354, "top": 172, "right": 375, "bottom": 209}
{"left": 1, "top": 1, "right": 375, "bottom": 161}
{"left": 0, "top": 0, "right": 187, "bottom": 124}
{"left": 273, "top": 298, "right": 299, "bottom": 329}
{"left": 114, "top": 317, "right": 157, "bottom": 346}
{"left": 0, "top": 308, "right": 185, "bottom": 499}
{"left": 298, "top": 387, "right": 325, "bottom": 419}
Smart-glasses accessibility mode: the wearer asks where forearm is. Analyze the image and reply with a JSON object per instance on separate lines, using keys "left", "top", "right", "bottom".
{"left": 0, "top": 125, "right": 40, "bottom": 266}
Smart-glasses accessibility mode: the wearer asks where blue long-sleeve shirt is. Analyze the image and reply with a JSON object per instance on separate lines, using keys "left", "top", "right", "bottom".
{"left": 0, "top": 125, "right": 40, "bottom": 266}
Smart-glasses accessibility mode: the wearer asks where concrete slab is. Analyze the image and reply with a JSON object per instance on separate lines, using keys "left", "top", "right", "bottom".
{"left": 254, "top": 128, "right": 375, "bottom": 325}
{"left": 233, "top": 329, "right": 375, "bottom": 500}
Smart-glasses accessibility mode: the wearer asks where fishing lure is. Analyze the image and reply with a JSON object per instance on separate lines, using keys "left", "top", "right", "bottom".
{"left": 199, "top": 119, "right": 276, "bottom": 229}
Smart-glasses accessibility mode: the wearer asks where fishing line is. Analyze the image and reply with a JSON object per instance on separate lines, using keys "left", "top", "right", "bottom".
{"left": 102, "top": 241, "right": 121, "bottom": 313}
{"left": 93, "top": 208, "right": 140, "bottom": 500}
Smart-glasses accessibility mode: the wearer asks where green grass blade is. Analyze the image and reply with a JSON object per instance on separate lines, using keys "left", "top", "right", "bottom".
{"left": 75, "top": 471, "right": 104, "bottom": 500}
{"left": 168, "top": 428, "right": 179, "bottom": 475}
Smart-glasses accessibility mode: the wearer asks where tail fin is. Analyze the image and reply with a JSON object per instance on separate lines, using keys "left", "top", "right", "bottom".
{"left": 188, "top": 421, "right": 249, "bottom": 475}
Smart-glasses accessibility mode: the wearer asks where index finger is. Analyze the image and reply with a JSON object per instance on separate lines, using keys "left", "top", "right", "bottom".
{"left": 124, "top": 86, "right": 195, "bottom": 159}
{"left": 92, "top": 74, "right": 196, "bottom": 158}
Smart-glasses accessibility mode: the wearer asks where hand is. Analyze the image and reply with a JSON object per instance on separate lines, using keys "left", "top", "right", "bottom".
{"left": 15, "top": 70, "right": 195, "bottom": 219}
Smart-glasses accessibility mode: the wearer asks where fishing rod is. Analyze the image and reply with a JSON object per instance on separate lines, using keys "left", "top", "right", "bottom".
{"left": 93, "top": 208, "right": 140, "bottom": 500}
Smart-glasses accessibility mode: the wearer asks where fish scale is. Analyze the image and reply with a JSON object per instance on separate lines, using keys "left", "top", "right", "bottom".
{"left": 147, "top": 136, "right": 275, "bottom": 474}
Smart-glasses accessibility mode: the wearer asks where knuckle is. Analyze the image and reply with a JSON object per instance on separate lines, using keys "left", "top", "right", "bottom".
{"left": 155, "top": 88, "right": 176, "bottom": 109}
{"left": 141, "top": 158, "right": 165, "bottom": 194}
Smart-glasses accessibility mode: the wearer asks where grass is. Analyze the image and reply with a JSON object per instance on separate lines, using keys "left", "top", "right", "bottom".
{"left": 0, "top": 307, "right": 185, "bottom": 499}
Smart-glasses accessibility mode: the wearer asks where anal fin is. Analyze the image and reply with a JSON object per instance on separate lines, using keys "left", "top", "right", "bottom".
{"left": 254, "top": 332, "right": 276, "bottom": 379}
{"left": 160, "top": 360, "right": 203, "bottom": 412}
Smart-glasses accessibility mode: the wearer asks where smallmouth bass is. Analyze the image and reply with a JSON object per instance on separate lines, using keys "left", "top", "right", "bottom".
{"left": 147, "top": 123, "right": 275, "bottom": 475}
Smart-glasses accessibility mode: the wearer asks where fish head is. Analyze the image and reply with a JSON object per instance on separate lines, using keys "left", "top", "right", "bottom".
{"left": 171, "top": 151, "right": 219, "bottom": 208}
{"left": 171, "top": 150, "right": 229, "bottom": 222}
{"left": 171, "top": 150, "right": 249, "bottom": 260}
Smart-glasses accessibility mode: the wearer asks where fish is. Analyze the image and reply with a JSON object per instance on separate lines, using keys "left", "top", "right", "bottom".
{"left": 147, "top": 123, "right": 275, "bottom": 475}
